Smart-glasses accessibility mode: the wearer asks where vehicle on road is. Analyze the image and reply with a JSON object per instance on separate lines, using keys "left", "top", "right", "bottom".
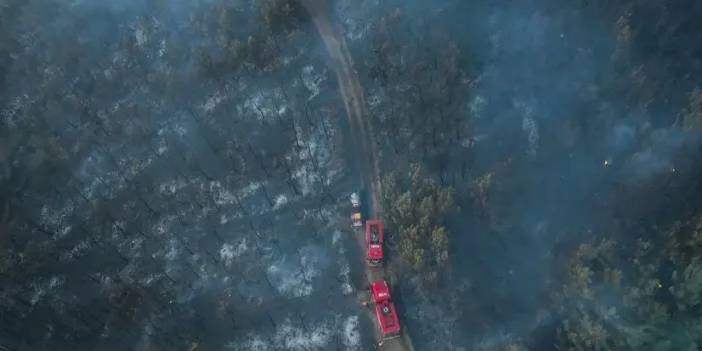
{"left": 365, "top": 219, "right": 384, "bottom": 267}
{"left": 350, "top": 192, "right": 362, "bottom": 228}
{"left": 370, "top": 279, "right": 401, "bottom": 342}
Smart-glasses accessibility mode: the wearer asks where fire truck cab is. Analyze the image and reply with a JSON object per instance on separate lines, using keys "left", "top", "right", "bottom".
{"left": 365, "top": 219, "right": 384, "bottom": 267}
{"left": 370, "top": 280, "right": 401, "bottom": 340}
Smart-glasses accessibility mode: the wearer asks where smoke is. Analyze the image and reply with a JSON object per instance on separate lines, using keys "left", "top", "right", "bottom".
{"left": 622, "top": 128, "right": 696, "bottom": 181}
{"left": 461, "top": 0, "right": 699, "bottom": 345}
{"left": 335, "top": 0, "right": 702, "bottom": 348}
{"left": 1, "top": 0, "right": 372, "bottom": 349}
{"left": 3, "top": 0, "right": 700, "bottom": 349}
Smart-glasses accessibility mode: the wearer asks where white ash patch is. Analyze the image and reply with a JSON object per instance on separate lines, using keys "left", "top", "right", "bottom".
{"left": 103, "top": 68, "right": 114, "bottom": 80}
{"left": 299, "top": 245, "right": 325, "bottom": 279}
{"left": 76, "top": 152, "right": 123, "bottom": 200}
{"left": 92, "top": 273, "right": 114, "bottom": 292}
{"left": 267, "top": 245, "right": 326, "bottom": 298}
{"left": 60, "top": 225, "right": 73, "bottom": 237}
{"left": 238, "top": 181, "right": 262, "bottom": 199}
{"left": 157, "top": 117, "right": 190, "bottom": 139}
{"left": 331, "top": 228, "right": 347, "bottom": 255}
{"left": 341, "top": 316, "right": 361, "bottom": 349}
{"left": 174, "top": 124, "right": 187, "bottom": 137}
{"left": 42, "top": 64, "right": 64, "bottom": 83}
{"left": 469, "top": 95, "right": 487, "bottom": 118}
{"left": 60, "top": 239, "right": 91, "bottom": 262}
{"left": 515, "top": 101, "right": 539, "bottom": 156}
{"left": 229, "top": 318, "right": 335, "bottom": 351}
{"left": 301, "top": 65, "right": 327, "bottom": 101}
{"left": 164, "top": 238, "right": 179, "bottom": 261}
{"left": 275, "top": 318, "right": 332, "bottom": 350}
{"left": 338, "top": 261, "right": 353, "bottom": 295}
{"left": 49, "top": 276, "right": 64, "bottom": 289}
{"left": 266, "top": 260, "right": 314, "bottom": 298}
{"left": 242, "top": 89, "right": 288, "bottom": 122}
{"left": 191, "top": 261, "right": 219, "bottom": 288}
{"left": 155, "top": 137, "right": 168, "bottom": 155}
{"left": 81, "top": 177, "right": 102, "bottom": 200}
{"left": 289, "top": 124, "right": 334, "bottom": 196}
{"left": 344, "top": 18, "right": 370, "bottom": 41}
{"left": 153, "top": 214, "right": 177, "bottom": 236}
{"left": 367, "top": 90, "right": 383, "bottom": 108}
{"left": 273, "top": 194, "right": 288, "bottom": 210}
{"left": 159, "top": 178, "right": 188, "bottom": 196}
{"left": 29, "top": 281, "right": 45, "bottom": 305}
{"left": 220, "top": 239, "right": 248, "bottom": 267}
{"left": 39, "top": 199, "right": 75, "bottom": 238}
{"left": 246, "top": 337, "right": 271, "bottom": 351}
{"left": 521, "top": 114, "right": 539, "bottom": 156}
{"left": 236, "top": 239, "right": 249, "bottom": 256}
{"left": 219, "top": 211, "right": 243, "bottom": 224}
{"left": 114, "top": 151, "right": 154, "bottom": 179}
{"left": 126, "top": 237, "right": 145, "bottom": 258}
{"left": 203, "top": 91, "right": 224, "bottom": 113}
{"left": 335, "top": 0, "right": 370, "bottom": 41}
{"left": 293, "top": 166, "right": 313, "bottom": 196}
{"left": 139, "top": 273, "right": 159, "bottom": 286}
{"left": 135, "top": 27, "right": 147, "bottom": 47}
{"left": 30, "top": 277, "right": 65, "bottom": 305}
{"left": 158, "top": 39, "right": 167, "bottom": 57}
{"left": 226, "top": 335, "right": 271, "bottom": 351}
{"left": 2, "top": 94, "right": 33, "bottom": 127}
{"left": 324, "top": 160, "right": 344, "bottom": 186}
{"left": 209, "top": 181, "right": 237, "bottom": 206}
{"left": 332, "top": 230, "right": 342, "bottom": 247}
{"left": 110, "top": 219, "right": 127, "bottom": 241}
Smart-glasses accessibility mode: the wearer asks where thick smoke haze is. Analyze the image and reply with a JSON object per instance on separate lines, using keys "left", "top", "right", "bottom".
{"left": 336, "top": 0, "right": 701, "bottom": 349}
{"left": 2, "top": 0, "right": 374, "bottom": 349}
{"left": 2, "top": 0, "right": 702, "bottom": 350}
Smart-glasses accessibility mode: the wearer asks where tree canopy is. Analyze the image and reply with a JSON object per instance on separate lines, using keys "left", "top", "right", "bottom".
{"left": 553, "top": 215, "right": 702, "bottom": 350}
{"left": 381, "top": 164, "right": 455, "bottom": 271}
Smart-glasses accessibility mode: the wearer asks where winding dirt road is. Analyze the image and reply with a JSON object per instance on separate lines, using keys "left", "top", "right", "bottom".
{"left": 300, "top": 1, "right": 413, "bottom": 350}
{"left": 300, "top": 0, "right": 382, "bottom": 217}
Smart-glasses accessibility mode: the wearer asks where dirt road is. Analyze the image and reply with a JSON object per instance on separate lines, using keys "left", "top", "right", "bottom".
{"left": 300, "top": 1, "right": 413, "bottom": 350}
{"left": 300, "top": 0, "right": 382, "bottom": 217}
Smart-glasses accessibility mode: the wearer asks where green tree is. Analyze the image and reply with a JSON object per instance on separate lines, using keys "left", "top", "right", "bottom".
{"left": 381, "top": 164, "right": 455, "bottom": 270}
{"left": 553, "top": 214, "right": 702, "bottom": 351}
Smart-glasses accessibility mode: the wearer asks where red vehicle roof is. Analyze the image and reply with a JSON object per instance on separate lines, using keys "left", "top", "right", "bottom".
{"left": 368, "top": 244, "right": 383, "bottom": 260}
{"left": 370, "top": 280, "right": 401, "bottom": 336}
{"left": 365, "top": 219, "right": 384, "bottom": 262}
{"left": 370, "top": 280, "right": 391, "bottom": 303}
{"left": 375, "top": 301, "right": 401, "bottom": 336}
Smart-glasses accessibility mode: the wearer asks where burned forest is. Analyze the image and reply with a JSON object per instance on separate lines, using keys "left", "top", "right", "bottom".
{"left": 2, "top": 0, "right": 702, "bottom": 350}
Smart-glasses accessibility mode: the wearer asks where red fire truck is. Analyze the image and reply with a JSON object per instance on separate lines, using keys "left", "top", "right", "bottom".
{"left": 370, "top": 279, "right": 401, "bottom": 341}
{"left": 365, "top": 219, "right": 384, "bottom": 267}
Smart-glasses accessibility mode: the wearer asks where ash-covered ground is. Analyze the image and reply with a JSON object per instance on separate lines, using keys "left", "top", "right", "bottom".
{"left": 1, "top": 1, "right": 375, "bottom": 350}
{"left": 3, "top": 0, "right": 702, "bottom": 350}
